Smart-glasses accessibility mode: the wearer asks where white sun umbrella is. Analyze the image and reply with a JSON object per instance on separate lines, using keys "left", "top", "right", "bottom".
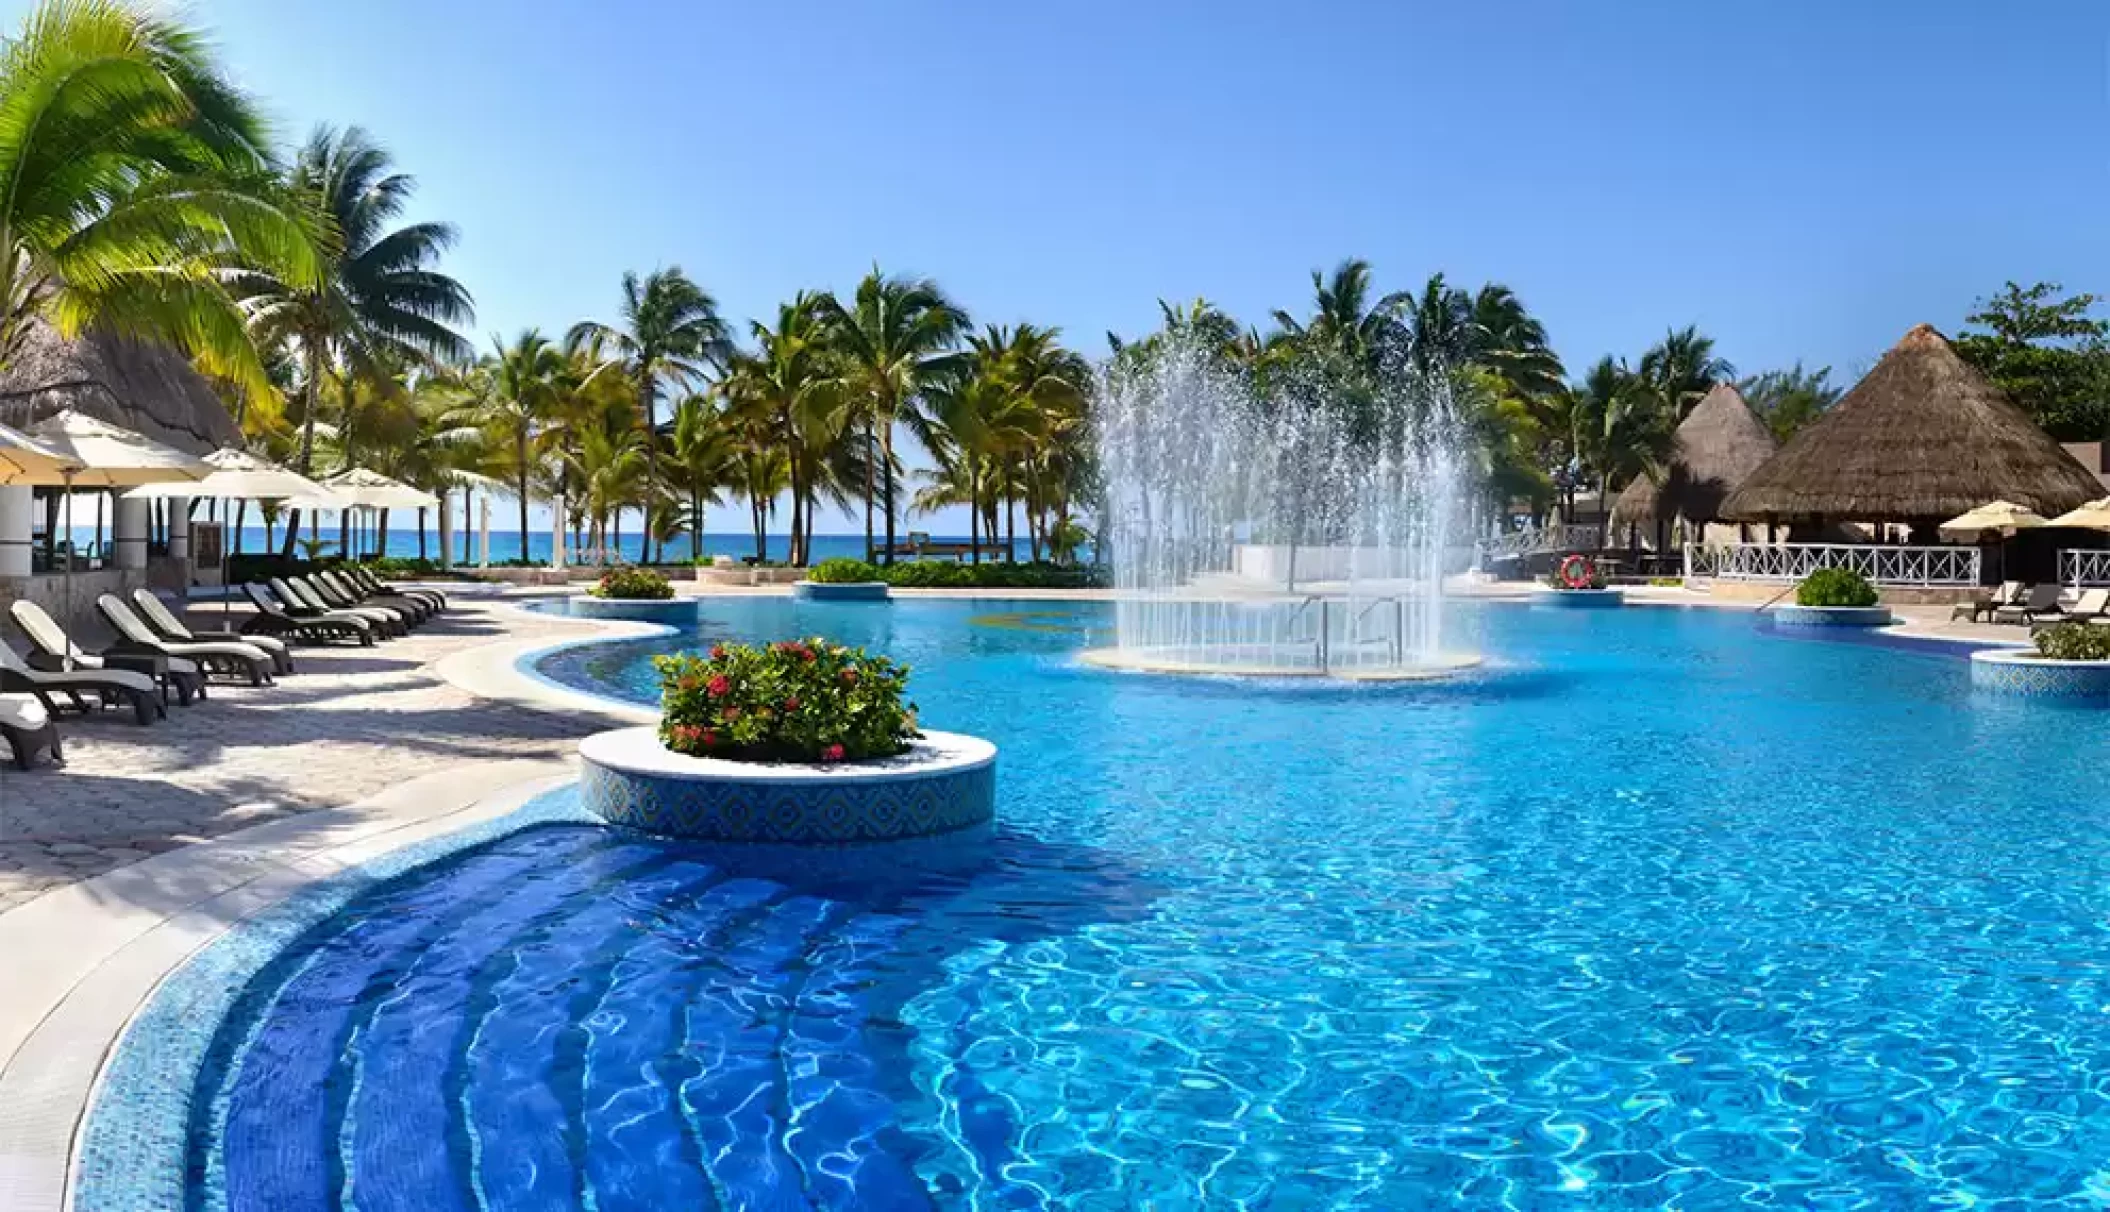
{"left": 0, "top": 420, "right": 81, "bottom": 484}
{"left": 1937, "top": 500, "right": 2048, "bottom": 540}
{"left": 28, "top": 410, "right": 209, "bottom": 620}
{"left": 125, "top": 448, "right": 337, "bottom": 623}
{"left": 2047, "top": 496, "right": 2110, "bottom": 531}
{"left": 318, "top": 468, "right": 440, "bottom": 562}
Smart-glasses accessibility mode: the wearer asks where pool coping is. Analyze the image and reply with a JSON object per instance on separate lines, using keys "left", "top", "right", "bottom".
{"left": 0, "top": 759, "right": 578, "bottom": 1212}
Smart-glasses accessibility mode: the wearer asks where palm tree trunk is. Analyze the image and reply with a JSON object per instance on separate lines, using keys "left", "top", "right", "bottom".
{"left": 375, "top": 507, "right": 390, "bottom": 561}
{"left": 968, "top": 463, "right": 980, "bottom": 565}
{"left": 690, "top": 490, "right": 703, "bottom": 564}
{"left": 752, "top": 495, "right": 766, "bottom": 561}
{"left": 1005, "top": 473, "right": 1017, "bottom": 563}
{"left": 284, "top": 342, "right": 324, "bottom": 558}
{"left": 881, "top": 423, "right": 898, "bottom": 566}
{"left": 863, "top": 418, "right": 876, "bottom": 563}
{"left": 637, "top": 371, "right": 657, "bottom": 567}
{"left": 517, "top": 425, "right": 532, "bottom": 564}
{"left": 235, "top": 499, "right": 249, "bottom": 556}
{"left": 417, "top": 508, "right": 428, "bottom": 562}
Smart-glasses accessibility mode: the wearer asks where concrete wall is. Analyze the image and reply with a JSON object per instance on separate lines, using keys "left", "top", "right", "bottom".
{"left": 0, "top": 557, "right": 188, "bottom": 645}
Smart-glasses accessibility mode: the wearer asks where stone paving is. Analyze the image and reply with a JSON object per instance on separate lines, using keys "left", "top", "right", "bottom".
{"left": 0, "top": 593, "right": 601, "bottom": 913}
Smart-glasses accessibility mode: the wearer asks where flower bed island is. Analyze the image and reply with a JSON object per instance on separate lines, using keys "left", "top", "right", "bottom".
{"left": 1971, "top": 620, "right": 2110, "bottom": 702}
{"left": 567, "top": 567, "right": 698, "bottom": 622}
{"left": 794, "top": 558, "right": 891, "bottom": 601}
{"left": 1770, "top": 568, "right": 1892, "bottom": 627}
{"left": 578, "top": 638, "right": 996, "bottom": 841}
{"left": 1532, "top": 554, "right": 1624, "bottom": 607}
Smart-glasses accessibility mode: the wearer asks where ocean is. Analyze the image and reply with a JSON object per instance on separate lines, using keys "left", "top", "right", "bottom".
{"left": 63, "top": 526, "right": 1024, "bottom": 566}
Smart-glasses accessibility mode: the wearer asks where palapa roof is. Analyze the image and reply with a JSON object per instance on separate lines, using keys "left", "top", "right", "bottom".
{"left": 0, "top": 319, "right": 237, "bottom": 458}
{"left": 1720, "top": 324, "right": 2102, "bottom": 523}
{"left": 1610, "top": 383, "right": 1777, "bottom": 527}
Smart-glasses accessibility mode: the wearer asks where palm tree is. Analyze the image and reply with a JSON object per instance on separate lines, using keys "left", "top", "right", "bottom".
{"left": 667, "top": 395, "right": 738, "bottom": 564}
{"left": 246, "top": 125, "right": 472, "bottom": 555}
{"left": 1637, "top": 326, "right": 1733, "bottom": 420}
{"left": 1272, "top": 259, "right": 1410, "bottom": 375}
{"left": 818, "top": 271, "right": 969, "bottom": 564}
{"left": 568, "top": 268, "right": 730, "bottom": 565}
{"left": 0, "top": 0, "right": 321, "bottom": 391}
{"left": 467, "top": 330, "right": 565, "bottom": 562}
{"left": 727, "top": 294, "right": 853, "bottom": 566}
{"left": 1569, "top": 356, "right": 1676, "bottom": 536}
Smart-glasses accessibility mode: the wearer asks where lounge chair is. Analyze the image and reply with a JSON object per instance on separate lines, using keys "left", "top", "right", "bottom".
{"left": 349, "top": 566, "right": 445, "bottom": 612}
{"left": 0, "top": 692, "right": 60, "bottom": 769}
{"left": 276, "top": 577, "right": 405, "bottom": 637}
{"left": 131, "top": 589, "right": 294, "bottom": 675}
{"left": 1992, "top": 584, "right": 2065, "bottom": 626}
{"left": 1953, "top": 581, "right": 2023, "bottom": 623}
{"left": 2034, "top": 587, "right": 2110, "bottom": 629}
{"left": 9, "top": 599, "right": 202, "bottom": 705}
{"left": 242, "top": 583, "right": 374, "bottom": 646}
{"left": 97, "top": 594, "right": 275, "bottom": 687}
{"left": 318, "top": 569, "right": 429, "bottom": 623}
{"left": 0, "top": 638, "right": 162, "bottom": 724}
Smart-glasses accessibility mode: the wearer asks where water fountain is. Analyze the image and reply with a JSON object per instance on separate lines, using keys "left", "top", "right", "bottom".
{"left": 1081, "top": 339, "right": 1481, "bottom": 680}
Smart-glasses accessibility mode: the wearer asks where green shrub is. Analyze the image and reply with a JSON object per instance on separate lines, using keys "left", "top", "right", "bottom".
{"left": 655, "top": 639, "right": 918, "bottom": 763}
{"left": 1795, "top": 568, "right": 1878, "bottom": 608}
{"left": 590, "top": 567, "right": 674, "bottom": 600}
{"left": 806, "top": 558, "right": 881, "bottom": 584}
{"left": 877, "top": 560, "right": 1107, "bottom": 589}
{"left": 2035, "top": 621, "right": 2110, "bottom": 661}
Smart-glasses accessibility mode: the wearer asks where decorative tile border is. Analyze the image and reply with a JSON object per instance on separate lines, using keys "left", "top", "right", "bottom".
{"left": 792, "top": 580, "right": 890, "bottom": 601}
{"left": 70, "top": 787, "right": 598, "bottom": 1212}
{"left": 1768, "top": 605, "right": 1894, "bottom": 628}
{"left": 1531, "top": 587, "right": 1625, "bottom": 609}
{"left": 561, "top": 595, "right": 701, "bottom": 623}
{"left": 1969, "top": 649, "right": 2110, "bottom": 702}
{"left": 579, "top": 727, "right": 996, "bottom": 843}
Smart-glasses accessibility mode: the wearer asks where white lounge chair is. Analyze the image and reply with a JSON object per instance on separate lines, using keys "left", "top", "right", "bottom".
{"left": 10, "top": 599, "right": 204, "bottom": 705}
{"left": 131, "top": 589, "right": 293, "bottom": 675}
{"left": 97, "top": 593, "right": 275, "bottom": 686}
{"left": 0, "top": 691, "right": 60, "bottom": 769}
{"left": 1992, "top": 584, "right": 2065, "bottom": 626}
{"left": 0, "top": 637, "right": 162, "bottom": 724}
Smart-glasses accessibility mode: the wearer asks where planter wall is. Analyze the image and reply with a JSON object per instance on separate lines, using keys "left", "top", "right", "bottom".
{"left": 564, "top": 595, "right": 698, "bottom": 623}
{"left": 1532, "top": 587, "right": 1625, "bottom": 609}
{"left": 793, "top": 581, "right": 890, "bottom": 602}
{"left": 1768, "top": 605, "right": 1893, "bottom": 628}
{"left": 579, "top": 726, "right": 996, "bottom": 843}
{"left": 1969, "top": 649, "right": 2110, "bottom": 702}
{"left": 694, "top": 565, "right": 805, "bottom": 587}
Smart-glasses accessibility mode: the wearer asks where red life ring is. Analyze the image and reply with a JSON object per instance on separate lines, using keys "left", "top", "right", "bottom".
{"left": 1559, "top": 554, "right": 1595, "bottom": 589}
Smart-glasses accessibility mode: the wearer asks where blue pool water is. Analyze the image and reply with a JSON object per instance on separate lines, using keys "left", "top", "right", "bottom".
{"left": 182, "top": 601, "right": 2110, "bottom": 1208}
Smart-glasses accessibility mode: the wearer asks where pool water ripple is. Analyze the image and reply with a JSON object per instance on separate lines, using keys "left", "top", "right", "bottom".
{"left": 171, "top": 598, "right": 2110, "bottom": 1208}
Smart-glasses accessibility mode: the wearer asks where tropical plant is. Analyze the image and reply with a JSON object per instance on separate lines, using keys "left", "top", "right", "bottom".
{"left": 590, "top": 566, "right": 672, "bottom": 600}
{"left": 806, "top": 557, "right": 880, "bottom": 584}
{"left": 1795, "top": 568, "right": 1879, "bottom": 608}
{"left": 1636, "top": 326, "right": 1733, "bottom": 420}
{"left": 569, "top": 268, "right": 730, "bottom": 564}
{"left": 2036, "top": 620, "right": 2110, "bottom": 661}
{"left": 665, "top": 395, "right": 736, "bottom": 564}
{"left": 655, "top": 639, "right": 918, "bottom": 763}
{"left": 1952, "top": 282, "right": 2110, "bottom": 441}
{"left": 818, "top": 271, "right": 969, "bottom": 563}
{"left": 0, "top": 0, "right": 322, "bottom": 391}
{"left": 721, "top": 294, "right": 852, "bottom": 566}
{"left": 461, "top": 330, "right": 566, "bottom": 561}
{"left": 1739, "top": 363, "right": 1841, "bottom": 442}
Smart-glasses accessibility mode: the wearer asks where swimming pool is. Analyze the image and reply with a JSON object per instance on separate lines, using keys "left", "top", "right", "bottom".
{"left": 106, "top": 599, "right": 2110, "bottom": 1207}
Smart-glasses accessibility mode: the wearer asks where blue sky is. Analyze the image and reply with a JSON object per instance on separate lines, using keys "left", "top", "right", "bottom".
{"left": 51, "top": 2, "right": 2110, "bottom": 532}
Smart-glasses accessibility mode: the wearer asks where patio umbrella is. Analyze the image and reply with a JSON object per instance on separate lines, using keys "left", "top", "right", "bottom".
{"left": 2047, "top": 496, "right": 2110, "bottom": 531}
{"left": 125, "top": 448, "right": 337, "bottom": 623}
{"left": 0, "top": 421, "right": 81, "bottom": 484}
{"left": 28, "top": 410, "right": 208, "bottom": 620}
{"left": 1937, "top": 499, "right": 2047, "bottom": 540}
{"left": 318, "top": 468, "right": 441, "bottom": 561}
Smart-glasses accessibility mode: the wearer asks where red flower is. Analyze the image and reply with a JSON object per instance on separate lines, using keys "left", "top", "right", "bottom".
{"left": 677, "top": 675, "right": 702, "bottom": 692}
{"left": 821, "top": 744, "right": 845, "bottom": 762}
{"left": 783, "top": 696, "right": 800, "bottom": 712}
{"left": 701, "top": 728, "right": 718, "bottom": 746}
{"left": 710, "top": 645, "right": 726, "bottom": 660}
{"left": 707, "top": 675, "right": 730, "bottom": 697}
{"left": 839, "top": 669, "right": 858, "bottom": 686}
{"left": 802, "top": 648, "right": 817, "bottom": 663}
{"left": 721, "top": 706, "right": 741, "bottom": 722}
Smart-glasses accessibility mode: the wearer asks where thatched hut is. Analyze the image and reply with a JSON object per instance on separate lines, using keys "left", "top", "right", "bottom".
{"left": 1611, "top": 383, "right": 1778, "bottom": 537}
{"left": 1720, "top": 324, "right": 2101, "bottom": 530}
{"left": 0, "top": 319, "right": 236, "bottom": 457}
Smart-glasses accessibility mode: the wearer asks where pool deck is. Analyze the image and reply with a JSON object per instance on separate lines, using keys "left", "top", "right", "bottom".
{"left": 0, "top": 575, "right": 2042, "bottom": 1211}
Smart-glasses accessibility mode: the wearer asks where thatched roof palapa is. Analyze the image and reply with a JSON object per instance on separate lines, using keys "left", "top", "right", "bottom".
{"left": 1720, "top": 324, "right": 2102, "bottom": 524}
{"left": 1611, "top": 383, "right": 1777, "bottom": 527}
{"left": 0, "top": 319, "right": 237, "bottom": 458}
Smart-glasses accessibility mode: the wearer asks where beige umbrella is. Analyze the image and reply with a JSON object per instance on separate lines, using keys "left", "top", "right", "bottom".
{"left": 125, "top": 449, "right": 340, "bottom": 623}
{"left": 26, "top": 410, "right": 208, "bottom": 619}
{"left": 2047, "top": 496, "right": 2110, "bottom": 531}
{"left": 0, "top": 421, "right": 81, "bottom": 484}
{"left": 1937, "top": 500, "right": 2047, "bottom": 539}
{"left": 313, "top": 468, "right": 439, "bottom": 561}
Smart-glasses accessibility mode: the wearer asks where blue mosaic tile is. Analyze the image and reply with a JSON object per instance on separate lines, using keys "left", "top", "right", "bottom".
{"left": 579, "top": 758, "right": 995, "bottom": 843}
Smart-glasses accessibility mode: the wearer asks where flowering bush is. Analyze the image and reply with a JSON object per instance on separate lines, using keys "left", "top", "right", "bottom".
{"left": 590, "top": 567, "right": 674, "bottom": 600}
{"left": 2035, "top": 620, "right": 2110, "bottom": 661}
{"left": 654, "top": 638, "right": 918, "bottom": 762}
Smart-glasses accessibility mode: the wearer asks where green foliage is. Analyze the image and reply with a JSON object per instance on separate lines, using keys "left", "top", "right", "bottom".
{"left": 2035, "top": 621, "right": 2110, "bottom": 661}
{"left": 1738, "top": 363, "right": 1841, "bottom": 442}
{"left": 807, "top": 558, "right": 881, "bottom": 584}
{"left": 590, "top": 567, "right": 674, "bottom": 600}
{"left": 654, "top": 639, "right": 918, "bottom": 763}
{"left": 1795, "top": 568, "right": 1878, "bottom": 608}
{"left": 1952, "top": 282, "right": 2110, "bottom": 441}
{"left": 295, "top": 537, "right": 338, "bottom": 561}
{"left": 877, "top": 560, "right": 1107, "bottom": 589}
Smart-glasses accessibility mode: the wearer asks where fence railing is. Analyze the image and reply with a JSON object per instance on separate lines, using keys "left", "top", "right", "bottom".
{"left": 1480, "top": 522, "right": 1604, "bottom": 560}
{"left": 1686, "top": 542, "right": 1981, "bottom": 586}
{"left": 2059, "top": 548, "right": 2110, "bottom": 586}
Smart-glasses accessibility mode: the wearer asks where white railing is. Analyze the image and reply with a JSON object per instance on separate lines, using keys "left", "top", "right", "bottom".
{"left": 2060, "top": 548, "right": 2110, "bottom": 586}
{"left": 1687, "top": 542, "right": 1981, "bottom": 586}
{"left": 1480, "top": 522, "right": 1604, "bottom": 560}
